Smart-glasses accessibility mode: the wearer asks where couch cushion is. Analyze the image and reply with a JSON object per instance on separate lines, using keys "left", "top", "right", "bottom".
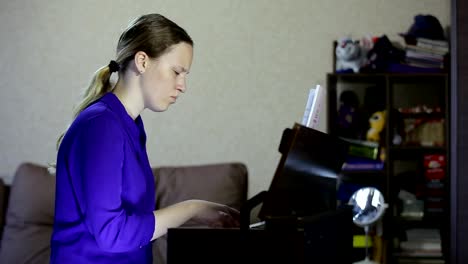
{"left": 151, "top": 162, "right": 248, "bottom": 264}
{"left": 0, "top": 162, "right": 248, "bottom": 264}
{"left": 153, "top": 162, "right": 248, "bottom": 210}
{"left": 0, "top": 163, "right": 55, "bottom": 264}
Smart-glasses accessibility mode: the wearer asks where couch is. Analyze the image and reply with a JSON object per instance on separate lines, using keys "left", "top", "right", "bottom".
{"left": 0, "top": 162, "right": 248, "bottom": 264}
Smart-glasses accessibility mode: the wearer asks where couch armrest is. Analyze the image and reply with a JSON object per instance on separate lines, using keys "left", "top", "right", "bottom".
{"left": 0, "top": 162, "right": 54, "bottom": 263}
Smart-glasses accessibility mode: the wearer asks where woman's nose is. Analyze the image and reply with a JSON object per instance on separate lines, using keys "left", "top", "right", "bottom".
{"left": 176, "top": 78, "right": 187, "bottom": 93}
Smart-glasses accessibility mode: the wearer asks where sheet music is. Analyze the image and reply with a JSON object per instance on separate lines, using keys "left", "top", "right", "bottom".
{"left": 302, "top": 84, "right": 325, "bottom": 130}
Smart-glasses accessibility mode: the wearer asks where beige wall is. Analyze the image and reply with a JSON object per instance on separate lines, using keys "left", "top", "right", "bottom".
{"left": 0, "top": 1, "right": 450, "bottom": 198}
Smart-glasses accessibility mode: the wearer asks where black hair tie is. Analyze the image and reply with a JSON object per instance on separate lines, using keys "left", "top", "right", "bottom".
{"left": 108, "top": 60, "right": 120, "bottom": 73}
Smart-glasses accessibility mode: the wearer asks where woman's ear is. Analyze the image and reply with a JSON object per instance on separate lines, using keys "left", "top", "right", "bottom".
{"left": 134, "top": 51, "right": 149, "bottom": 74}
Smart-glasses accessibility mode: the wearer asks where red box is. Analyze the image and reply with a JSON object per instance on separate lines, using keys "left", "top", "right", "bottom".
{"left": 425, "top": 168, "right": 446, "bottom": 181}
{"left": 424, "top": 155, "right": 446, "bottom": 168}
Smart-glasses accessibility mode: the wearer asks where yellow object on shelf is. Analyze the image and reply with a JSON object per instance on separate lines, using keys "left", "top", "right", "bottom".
{"left": 353, "top": 235, "right": 373, "bottom": 248}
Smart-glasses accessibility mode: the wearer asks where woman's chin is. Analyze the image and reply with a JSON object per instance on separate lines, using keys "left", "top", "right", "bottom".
{"left": 148, "top": 103, "right": 170, "bottom": 112}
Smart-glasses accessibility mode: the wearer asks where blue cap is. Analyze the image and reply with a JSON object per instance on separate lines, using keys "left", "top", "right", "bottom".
{"left": 400, "top": 14, "right": 445, "bottom": 41}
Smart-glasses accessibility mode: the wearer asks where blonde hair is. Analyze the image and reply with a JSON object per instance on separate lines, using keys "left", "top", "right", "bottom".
{"left": 51, "top": 14, "right": 193, "bottom": 170}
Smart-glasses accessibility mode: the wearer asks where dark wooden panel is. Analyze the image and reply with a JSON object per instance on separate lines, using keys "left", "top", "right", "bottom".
{"left": 451, "top": 0, "right": 468, "bottom": 263}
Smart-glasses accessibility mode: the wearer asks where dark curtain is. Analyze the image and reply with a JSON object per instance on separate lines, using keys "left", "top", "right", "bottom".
{"left": 451, "top": 0, "right": 468, "bottom": 263}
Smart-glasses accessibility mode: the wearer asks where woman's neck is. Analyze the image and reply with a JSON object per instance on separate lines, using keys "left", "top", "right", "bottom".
{"left": 112, "top": 77, "right": 144, "bottom": 120}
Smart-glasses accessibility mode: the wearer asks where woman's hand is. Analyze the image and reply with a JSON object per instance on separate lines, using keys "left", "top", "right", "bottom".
{"left": 151, "top": 199, "right": 240, "bottom": 241}
{"left": 189, "top": 200, "right": 240, "bottom": 228}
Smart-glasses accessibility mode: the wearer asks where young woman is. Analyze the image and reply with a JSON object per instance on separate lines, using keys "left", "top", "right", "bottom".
{"left": 50, "top": 14, "right": 239, "bottom": 264}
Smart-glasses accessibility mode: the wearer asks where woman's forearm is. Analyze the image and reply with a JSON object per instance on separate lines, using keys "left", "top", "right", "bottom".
{"left": 150, "top": 199, "right": 239, "bottom": 241}
{"left": 150, "top": 200, "right": 199, "bottom": 241}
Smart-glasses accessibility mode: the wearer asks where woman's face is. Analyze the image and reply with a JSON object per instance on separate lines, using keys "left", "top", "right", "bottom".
{"left": 141, "top": 42, "right": 193, "bottom": 112}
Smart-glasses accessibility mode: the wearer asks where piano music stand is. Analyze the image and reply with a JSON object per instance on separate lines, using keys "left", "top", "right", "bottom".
{"left": 257, "top": 123, "right": 349, "bottom": 221}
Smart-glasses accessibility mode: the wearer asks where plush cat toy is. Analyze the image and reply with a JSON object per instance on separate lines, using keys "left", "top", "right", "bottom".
{"left": 367, "top": 110, "right": 386, "bottom": 142}
{"left": 335, "top": 37, "right": 368, "bottom": 73}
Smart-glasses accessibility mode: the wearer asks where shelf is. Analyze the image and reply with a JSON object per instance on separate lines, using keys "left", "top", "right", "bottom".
{"left": 398, "top": 112, "right": 446, "bottom": 119}
{"left": 390, "top": 146, "right": 446, "bottom": 159}
{"left": 394, "top": 216, "right": 444, "bottom": 229}
{"left": 339, "top": 171, "right": 386, "bottom": 186}
{"left": 389, "top": 74, "right": 448, "bottom": 84}
{"left": 341, "top": 170, "right": 386, "bottom": 175}
{"left": 329, "top": 73, "right": 448, "bottom": 78}
{"left": 327, "top": 73, "right": 385, "bottom": 83}
{"left": 393, "top": 253, "right": 445, "bottom": 260}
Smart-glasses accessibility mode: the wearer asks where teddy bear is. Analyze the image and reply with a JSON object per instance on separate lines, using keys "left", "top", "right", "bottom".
{"left": 335, "top": 37, "right": 369, "bottom": 73}
{"left": 337, "top": 90, "right": 361, "bottom": 138}
{"left": 367, "top": 110, "right": 387, "bottom": 161}
{"left": 367, "top": 110, "right": 386, "bottom": 142}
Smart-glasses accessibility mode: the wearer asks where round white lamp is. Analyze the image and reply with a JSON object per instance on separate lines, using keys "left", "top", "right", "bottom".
{"left": 348, "top": 187, "right": 387, "bottom": 264}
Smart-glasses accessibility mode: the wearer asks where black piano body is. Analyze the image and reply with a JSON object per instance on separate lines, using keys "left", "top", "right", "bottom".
{"left": 167, "top": 124, "right": 353, "bottom": 264}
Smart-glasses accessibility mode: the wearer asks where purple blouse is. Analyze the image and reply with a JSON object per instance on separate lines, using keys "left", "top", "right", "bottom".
{"left": 50, "top": 93, "right": 155, "bottom": 264}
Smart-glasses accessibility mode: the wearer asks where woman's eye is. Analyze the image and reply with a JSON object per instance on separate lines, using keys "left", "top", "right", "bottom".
{"left": 173, "top": 70, "right": 180, "bottom": 76}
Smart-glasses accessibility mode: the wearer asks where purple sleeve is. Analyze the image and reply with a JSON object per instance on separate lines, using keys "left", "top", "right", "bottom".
{"left": 70, "top": 115, "right": 155, "bottom": 252}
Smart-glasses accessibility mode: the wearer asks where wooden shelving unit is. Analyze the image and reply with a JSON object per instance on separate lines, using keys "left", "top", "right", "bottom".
{"left": 327, "top": 73, "right": 449, "bottom": 264}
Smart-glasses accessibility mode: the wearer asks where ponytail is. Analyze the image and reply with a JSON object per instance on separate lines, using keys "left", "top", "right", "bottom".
{"left": 72, "top": 65, "right": 115, "bottom": 119}
{"left": 55, "top": 64, "right": 115, "bottom": 152}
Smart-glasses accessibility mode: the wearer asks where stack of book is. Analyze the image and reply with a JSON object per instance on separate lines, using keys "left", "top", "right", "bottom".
{"left": 404, "top": 38, "right": 449, "bottom": 69}
{"left": 397, "top": 228, "right": 444, "bottom": 264}
{"left": 340, "top": 138, "right": 384, "bottom": 171}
